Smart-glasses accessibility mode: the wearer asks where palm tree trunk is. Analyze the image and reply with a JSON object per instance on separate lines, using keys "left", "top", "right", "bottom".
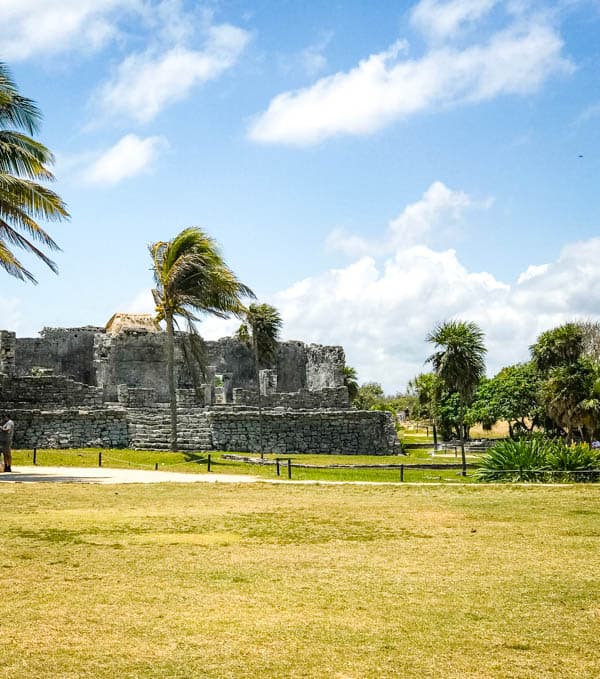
{"left": 253, "top": 335, "right": 264, "bottom": 459}
{"left": 432, "top": 422, "right": 438, "bottom": 450}
{"left": 165, "top": 314, "right": 178, "bottom": 451}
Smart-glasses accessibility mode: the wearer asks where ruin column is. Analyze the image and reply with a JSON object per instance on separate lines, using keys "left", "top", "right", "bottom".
{"left": 0, "top": 331, "right": 16, "bottom": 377}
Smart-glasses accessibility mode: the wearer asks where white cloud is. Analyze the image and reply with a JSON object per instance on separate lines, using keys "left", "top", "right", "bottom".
{"left": 326, "top": 181, "right": 475, "bottom": 256}
{"left": 83, "top": 134, "right": 168, "bottom": 186}
{"left": 272, "top": 235, "right": 600, "bottom": 392}
{"left": 411, "top": 0, "right": 499, "bottom": 42}
{"left": 0, "top": 0, "right": 135, "bottom": 61}
{"left": 97, "top": 23, "right": 250, "bottom": 123}
{"left": 249, "top": 18, "right": 572, "bottom": 145}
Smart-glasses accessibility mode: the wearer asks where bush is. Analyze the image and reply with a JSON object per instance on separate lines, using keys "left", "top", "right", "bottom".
{"left": 547, "top": 443, "right": 600, "bottom": 482}
{"left": 477, "top": 437, "right": 600, "bottom": 483}
{"left": 476, "top": 438, "right": 550, "bottom": 482}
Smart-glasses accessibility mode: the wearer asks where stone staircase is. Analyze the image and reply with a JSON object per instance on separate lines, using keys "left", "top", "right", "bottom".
{"left": 127, "top": 408, "right": 213, "bottom": 451}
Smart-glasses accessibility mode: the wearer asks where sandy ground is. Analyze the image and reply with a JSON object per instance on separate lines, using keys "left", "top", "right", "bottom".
{"left": 0, "top": 466, "right": 261, "bottom": 484}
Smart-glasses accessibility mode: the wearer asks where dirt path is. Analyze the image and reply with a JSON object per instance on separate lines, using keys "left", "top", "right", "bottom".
{"left": 0, "top": 466, "right": 261, "bottom": 484}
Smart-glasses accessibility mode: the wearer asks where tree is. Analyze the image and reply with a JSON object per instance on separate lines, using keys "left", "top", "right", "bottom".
{"left": 151, "top": 227, "right": 255, "bottom": 450}
{"left": 343, "top": 366, "right": 359, "bottom": 402}
{"left": 354, "top": 382, "right": 385, "bottom": 410}
{"left": 426, "top": 320, "right": 487, "bottom": 475}
{"left": 237, "top": 303, "right": 282, "bottom": 457}
{"left": 407, "top": 372, "right": 440, "bottom": 447}
{"left": 531, "top": 323, "right": 600, "bottom": 441}
{"left": 0, "top": 62, "right": 68, "bottom": 282}
{"left": 466, "top": 362, "right": 542, "bottom": 436}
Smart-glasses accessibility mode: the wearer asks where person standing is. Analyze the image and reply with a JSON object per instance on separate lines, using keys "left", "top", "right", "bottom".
{"left": 1, "top": 414, "right": 14, "bottom": 472}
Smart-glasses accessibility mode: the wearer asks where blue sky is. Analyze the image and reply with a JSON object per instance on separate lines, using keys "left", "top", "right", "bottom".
{"left": 2, "top": 0, "right": 600, "bottom": 391}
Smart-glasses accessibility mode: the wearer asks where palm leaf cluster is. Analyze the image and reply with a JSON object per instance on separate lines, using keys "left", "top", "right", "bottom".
{"left": 151, "top": 227, "right": 254, "bottom": 327}
{"left": 0, "top": 62, "right": 68, "bottom": 283}
{"left": 237, "top": 303, "right": 283, "bottom": 367}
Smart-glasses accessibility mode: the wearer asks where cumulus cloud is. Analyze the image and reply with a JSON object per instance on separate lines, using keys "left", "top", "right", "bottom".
{"left": 273, "top": 237, "right": 600, "bottom": 392}
{"left": 0, "top": 0, "right": 135, "bottom": 61}
{"left": 83, "top": 134, "right": 168, "bottom": 185}
{"left": 326, "top": 181, "right": 475, "bottom": 256}
{"left": 97, "top": 22, "right": 250, "bottom": 122}
{"left": 249, "top": 14, "right": 572, "bottom": 145}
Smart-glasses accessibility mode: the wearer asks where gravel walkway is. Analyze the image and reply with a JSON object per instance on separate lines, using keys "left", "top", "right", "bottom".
{"left": 0, "top": 466, "right": 261, "bottom": 484}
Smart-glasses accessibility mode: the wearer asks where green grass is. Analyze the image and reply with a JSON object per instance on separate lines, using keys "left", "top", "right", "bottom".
{"left": 12, "top": 447, "right": 479, "bottom": 483}
{"left": 0, "top": 483, "right": 598, "bottom": 678}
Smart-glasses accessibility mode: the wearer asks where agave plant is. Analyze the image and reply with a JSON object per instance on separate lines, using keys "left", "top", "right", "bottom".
{"left": 476, "top": 437, "right": 551, "bottom": 482}
{"left": 547, "top": 442, "right": 600, "bottom": 482}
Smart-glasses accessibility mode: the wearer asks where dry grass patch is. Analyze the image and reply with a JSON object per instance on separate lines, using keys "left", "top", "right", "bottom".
{"left": 0, "top": 483, "right": 598, "bottom": 678}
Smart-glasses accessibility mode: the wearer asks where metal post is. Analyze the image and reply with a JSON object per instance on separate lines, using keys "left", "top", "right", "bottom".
{"left": 207, "top": 454, "right": 211, "bottom": 472}
{"left": 276, "top": 459, "right": 280, "bottom": 476}
{"left": 155, "top": 462, "right": 158, "bottom": 471}
{"left": 287, "top": 458, "right": 292, "bottom": 480}
{"left": 98, "top": 452, "right": 102, "bottom": 467}
{"left": 400, "top": 464, "right": 404, "bottom": 482}
{"left": 33, "top": 447, "right": 37, "bottom": 465}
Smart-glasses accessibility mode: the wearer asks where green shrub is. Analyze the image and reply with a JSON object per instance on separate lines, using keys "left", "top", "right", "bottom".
{"left": 477, "top": 437, "right": 600, "bottom": 483}
{"left": 547, "top": 443, "right": 600, "bottom": 482}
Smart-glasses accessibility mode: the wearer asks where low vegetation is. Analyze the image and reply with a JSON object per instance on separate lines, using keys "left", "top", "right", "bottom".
{"left": 0, "top": 483, "right": 598, "bottom": 678}
{"left": 477, "top": 437, "right": 600, "bottom": 482}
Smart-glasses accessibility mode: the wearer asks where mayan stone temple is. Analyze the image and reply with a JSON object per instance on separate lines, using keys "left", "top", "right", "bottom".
{"left": 0, "top": 314, "right": 400, "bottom": 454}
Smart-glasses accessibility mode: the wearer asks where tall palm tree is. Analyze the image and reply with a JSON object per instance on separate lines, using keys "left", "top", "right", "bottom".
{"left": 0, "top": 62, "right": 68, "bottom": 282}
{"left": 426, "top": 320, "right": 487, "bottom": 475}
{"left": 151, "top": 227, "right": 255, "bottom": 450}
{"left": 237, "top": 303, "right": 282, "bottom": 457}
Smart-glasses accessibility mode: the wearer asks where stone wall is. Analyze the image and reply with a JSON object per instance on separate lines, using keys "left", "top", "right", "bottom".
{"left": 12, "top": 408, "right": 128, "bottom": 449}
{"left": 15, "top": 327, "right": 101, "bottom": 384}
{"left": 209, "top": 409, "right": 400, "bottom": 455}
{"left": 1, "top": 375, "right": 103, "bottom": 409}
{"left": 0, "top": 331, "right": 16, "bottom": 376}
{"left": 8, "top": 404, "right": 400, "bottom": 455}
{"left": 232, "top": 386, "right": 350, "bottom": 410}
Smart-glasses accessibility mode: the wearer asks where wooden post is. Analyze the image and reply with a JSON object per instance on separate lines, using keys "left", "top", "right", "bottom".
{"left": 155, "top": 462, "right": 158, "bottom": 470}
{"left": 98, "top": 452, "right": 102, "bottom": 467}
{"left": 400, "top": 464, "right": 404, "bottom": 482}
{"left": 207, "top": 454, "right": 211, "bottom": 472}
{"left": 33, "top": 447, "right": 37, "bottom": 465}
{"left": 276, "top": 459, "right": 280, "bottom": 476}
{"left": 287, "top": 458, "right": 292, "bottom": 480}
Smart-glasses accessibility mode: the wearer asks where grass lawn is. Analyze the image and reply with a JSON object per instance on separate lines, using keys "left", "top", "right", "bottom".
{"left": 12, "top": 447, "right": 479, "bottom": 483}
{"left": 0, "top": 483, "right": 598, "bottom": 678}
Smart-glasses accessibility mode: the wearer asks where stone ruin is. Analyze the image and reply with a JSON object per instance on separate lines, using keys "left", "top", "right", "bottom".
{"left": 0, "top": 315, "right": 401, "bottom": 454}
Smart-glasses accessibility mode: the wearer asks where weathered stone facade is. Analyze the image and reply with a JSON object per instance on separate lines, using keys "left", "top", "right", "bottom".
{"left": 0, "top": 321, "right": 401, "bottom": 455}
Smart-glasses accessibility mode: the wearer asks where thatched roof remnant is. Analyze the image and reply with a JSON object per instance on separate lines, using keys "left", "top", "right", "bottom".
{"left": 105, "top": 313, "right": 161, "bottom": 335}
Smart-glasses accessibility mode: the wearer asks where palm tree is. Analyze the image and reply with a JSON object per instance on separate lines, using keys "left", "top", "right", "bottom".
{"left": 0, "top": 62, "right": 68, "bottom": 282}
{"left": 237, "top": 303, "right": 282, "bottom": 457}
{"left": 426, "top": 320, "right": 487, "bottom": 475}
{"left": 150, "top": 227, "right": 255, "bottom": 450}
{"left": 343, "top": 366, "right": 359, "bottom": 403}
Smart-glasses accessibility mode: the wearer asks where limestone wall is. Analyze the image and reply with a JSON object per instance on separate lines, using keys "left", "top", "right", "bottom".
{"left": 209, "top": 409, "right": 400, "bottom": 455}
{"left": 1, "top": 375, "right": 103, "bottom": 409}
{"left": 232, "top": 386, "right": 350, "bottom": 410}
{"left": 12, "top": 408, "right": 128, "bottom": 449}
{"left": 15, "top": 327, "right": 101, "bottom": 384}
